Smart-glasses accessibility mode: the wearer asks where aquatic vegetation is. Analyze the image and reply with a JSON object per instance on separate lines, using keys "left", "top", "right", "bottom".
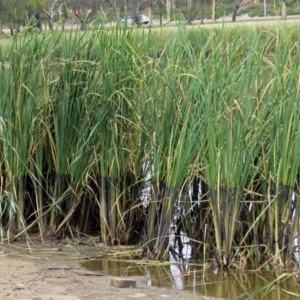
{"left": 0, "top": 24, "right": 300, "bottom": 271}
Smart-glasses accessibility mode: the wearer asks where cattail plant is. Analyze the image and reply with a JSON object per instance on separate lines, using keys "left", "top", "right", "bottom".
{"left": 0, "top": 23, "right": 299, "bottom": 270}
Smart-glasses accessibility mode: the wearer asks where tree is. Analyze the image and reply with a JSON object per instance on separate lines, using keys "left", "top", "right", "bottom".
{"left": 0, "top": 0, "right": 44, "bottom": 34}
{"left": 44, "top": 0, "right": 60, "bottom": 19}
{"left": 211, "top": 0, "right": 218, "bottom": 22}
{"left": 158, "top": 0, "right": 171, "bottom": 22}
{"left": 232, "top": 0, "right": 257, "bottom": 22}
{"left": 26, "top": 0, "right": 45, "bottom": 31}
{"left": 71, "top": 0, "right": 99, "bottom": 30}
{"left": 154, "top": 0, "right": 171, "bottom": 25}
{"left": 281, "top": 1, "right": 287, "bottom": 19}
{"left": 128, "top": 0, "right": 145, "bottom": 14}
{"left": 144, "top": 0, "right": 157, "bottom": 21}
{"left": 43, "top": 0, "right": 62, "bottom": 29}
{"left": 108, "top": 0, "right": 127, "bottom": 24}
{"left": 180, "top": 0, "right": 201, "bottom": 24}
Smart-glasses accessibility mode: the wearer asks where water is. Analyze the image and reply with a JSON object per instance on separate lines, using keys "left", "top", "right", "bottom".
{"left": 82, "top": 259, "right": 300, "bottom": 300}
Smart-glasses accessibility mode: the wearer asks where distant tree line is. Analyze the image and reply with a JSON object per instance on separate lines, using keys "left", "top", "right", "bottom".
{"left": 0, "top": 0, "right": 296, "bottom": 33}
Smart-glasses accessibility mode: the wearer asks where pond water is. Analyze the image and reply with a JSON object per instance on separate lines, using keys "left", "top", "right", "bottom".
{"left": 82, "top": 259, "right": 300, "bottom": 300}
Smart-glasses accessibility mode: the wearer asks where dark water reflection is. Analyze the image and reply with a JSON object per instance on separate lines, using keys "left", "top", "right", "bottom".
{"left": 82, "top": 259, "right": 300, "bottom": 300}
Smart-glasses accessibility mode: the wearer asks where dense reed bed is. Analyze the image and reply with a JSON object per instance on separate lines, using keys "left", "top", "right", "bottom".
{"left": 0, "top": 24, "right": 300, "bottom": 269}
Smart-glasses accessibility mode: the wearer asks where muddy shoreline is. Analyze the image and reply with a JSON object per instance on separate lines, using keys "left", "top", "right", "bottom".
{"left": 0, "top": 239, "right": 223, "bottom": 300}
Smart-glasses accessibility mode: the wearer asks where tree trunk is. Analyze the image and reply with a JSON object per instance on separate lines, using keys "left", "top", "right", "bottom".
{"left": 232, "top": 4, "right": 240, "bottom": 22}
{"left": 116, "top": 6, "right": 121, "bottom": 25}
{"left": 212, "top": 0, "right": 217, "bottom": 23}
{"left": 73, "top": 10, "right": 90, "bottom": 31}
{"left": 158, "top": 1, "right": 163, "bottom": 26}
{"left": 92, "top": 1, "right": 96, "bottom": 20}
{"left": 147, "top": 1, "right": 152, "bottom": 23}
{"left": 166, "top": 0, "right": 171, "bottom": 22}
{"left": 281, "top": 2, "right": 286, "bottom": 19}
{"left": 187, "top": 0, "right": 192, "bottom": 9}
{"left": 187, "top": 0, "right": 192, "bottom": 24}
{"left": 46, "top": 14, "right": 53, "bottom": 30}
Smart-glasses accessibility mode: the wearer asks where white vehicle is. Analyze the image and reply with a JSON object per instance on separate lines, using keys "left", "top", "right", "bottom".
{"left": 121, "top": 14, "right": 150, "bottom": 25}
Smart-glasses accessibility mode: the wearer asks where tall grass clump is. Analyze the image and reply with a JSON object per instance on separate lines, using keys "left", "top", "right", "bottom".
{"left": 0, "top": 24, "right": 300, "bottom": 270}
{"left": 197, "top": 30, "right": 265, "bottom": 267}
{"left": 256, "top": 29, "right": 300, "bottom": 266}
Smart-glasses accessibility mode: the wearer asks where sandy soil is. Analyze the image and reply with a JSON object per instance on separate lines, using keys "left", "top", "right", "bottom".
{"left": 0, "top": 239, "right": 222, "bottom": 300}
